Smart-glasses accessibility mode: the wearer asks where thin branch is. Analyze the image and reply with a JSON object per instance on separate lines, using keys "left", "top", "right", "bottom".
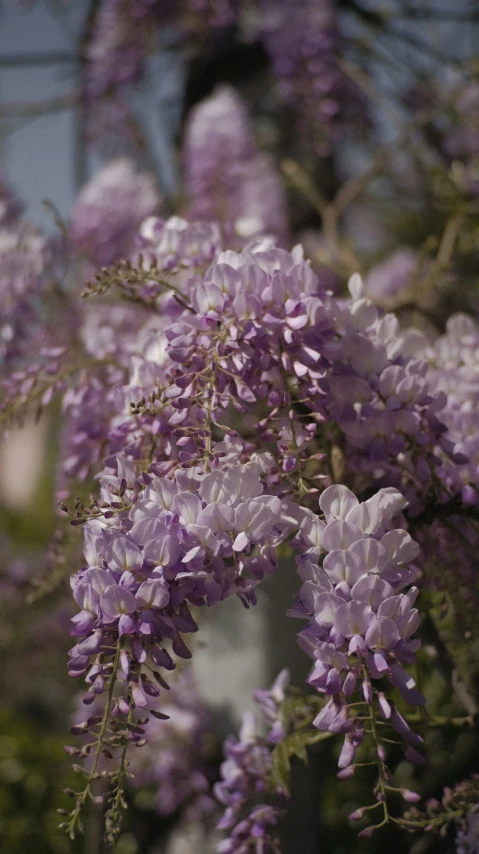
{"left": 0, "top": 52, "right": 77, "bottom": 68}
{"left": 0, "top": 93, "right": 77, "bottom": 119}
{"left": 395, "top": 2, "right": 479, "bottom": 23}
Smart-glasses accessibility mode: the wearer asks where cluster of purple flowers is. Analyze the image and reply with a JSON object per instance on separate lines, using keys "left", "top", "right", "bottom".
{"left": 0, "top": 202, "right": 50, "bottom": 367}
{"left": 420, "top": 313, "right": 479, "bottom": 494}
{"left": 0, "top": 184, "right": 68, "bottom": 421}
{"left": 84, "top": 0, "right": 165, "bottom": 103}
{"left": 326, "top": 275, "right": 461, "bottom": 514}
{"left": 135, "top": 214, "right": 224, "bottom": 277}
{"left": 82, "top": 0, "right": 239, "bottom": 142}
{"left": 215, "top": 671, "right": 291, "bottom": 854}
{"left": 59, "top": 221, "right": 471, "bottom": 677}
{"left": 406, "top": 314, "right": 479, "bottom": 619}
{"left": 291, "top": 484, "right": 424, "bottom": 771}
{"left": 258, "top": 0, "right": 362, "bottom": 154}
{"left": 80, "top": 0, "right": 365, "bottom": 155}
{"left": 2, "top": 194, "right": 475, "bottom": 844}
{"left": 129, "top": 668, "right": 218, "bottom": 821}
{"left": 68, "top": 448, "right": 296, "bottom": 711}
{"left": 183, "top": 86, "right": 288, "bottom": 245}
{"left": 69, "top": 158, "right": 161, "bottom": 267}
{"left": 404, "top": 775, "right": 479, "bottom": 852}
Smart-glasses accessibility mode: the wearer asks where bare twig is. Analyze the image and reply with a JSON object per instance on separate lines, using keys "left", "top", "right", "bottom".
{"left": 0, "top": 51, "right": 77, "bottom": 68}
{"left": 0, "top": 93, "right": 77, "bottom": 119}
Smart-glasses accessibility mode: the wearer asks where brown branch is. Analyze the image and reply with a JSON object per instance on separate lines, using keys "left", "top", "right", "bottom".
{"left": 0, "top": 93, "right": 77, "bottom": 119}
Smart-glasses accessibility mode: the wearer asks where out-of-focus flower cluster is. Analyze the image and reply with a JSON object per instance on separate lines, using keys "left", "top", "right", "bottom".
{"left": 82, "top": 0, "right": 364, "bottom": 155}
{"left": 404, "top": 775, "right": 479, "bottom": 852}
{"left": 69, "top": 158, "right": 162, "bottom": 268}
{"left": 215, "top": 670, "right": 292, "bottom": 854}
{"left": 421, "top": 313, "right": 479, "bottom": 494}
{"left": 183, "top": 86, "right": 288, "bottom": 245}
{"left": 258, "top": 0, "right": 363, "bottom": 154}
{"left": 130, "top": 668, "right": 218, "bottom": 821}
{"left": 0, "top": 178, "right": 51, "bottom": 368}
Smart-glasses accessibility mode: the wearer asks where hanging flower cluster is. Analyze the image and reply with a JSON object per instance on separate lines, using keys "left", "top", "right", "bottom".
{"left": 324, "top": 276, "right": 461, "bottom": 515}
{"left": 216, "top": 712, "right": 287, "bottom": 854}
{"left": 257, "top": 0, "right": 365, "bottom": 154}
{"left": 69, "top": 158, "right": 162, "bottom": 268}
{"left": 0, "top": 197, "right": 50, "bottom": 367}
{"left": 215, "top": 670, "right": 295, "bottom": 854}
{"left": 55, "top": 218, "right": 456, "bottom": 843}
{"left": 420, "top": 313, "right": 479, "bottom": 495}
{"left": 289, "top": 483, "right": 425, "bottom": 831}
{"left": 80, "top": 0, "right": 367, "bottom": 156}
{"left": 183, "top": 86, "right": 289, "bottom": 245}
{"left": 403, "top": 775, "right": 479, "bottom": 852}
{"left": 3, "top": 158, "right": 479, "bottom": 848}
{"left": 129, "top": 667, "right": 218, "bottom": 821}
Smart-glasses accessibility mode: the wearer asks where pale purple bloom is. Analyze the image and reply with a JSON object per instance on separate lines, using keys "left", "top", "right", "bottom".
{"left": 129, "top": 668, "right": 218, "bottom": 821}
{"left": 457, "top": 809, "right": 479, "bottom": 853}
{"left": 183, "top": 86, "right": 288, "bottom": 244}
{"left": 364, "top": 248, "right": 417, "bottom": 301}
{"left": 291, "top": 484, "right": 424, "bottom": 771}
{"left": 69, "top": 158, "right": 161, "bottom": 266}
{"left": 258, "top": 0, "right": 365, "bottom": 155}
{"left": 216, "top": 674, "right": 292, "bottom": 853}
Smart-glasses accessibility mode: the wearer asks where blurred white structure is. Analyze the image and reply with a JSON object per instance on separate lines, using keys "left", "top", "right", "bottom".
{"left": 0, "top": 418, "right": 48, "bottom": 509}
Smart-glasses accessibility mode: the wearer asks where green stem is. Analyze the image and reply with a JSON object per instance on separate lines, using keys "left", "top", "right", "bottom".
{"left": 66, "top": 643, "right": 121, "bottom": 839}
{"left": 365, "top": 673, "right": 390, "bottom": 829}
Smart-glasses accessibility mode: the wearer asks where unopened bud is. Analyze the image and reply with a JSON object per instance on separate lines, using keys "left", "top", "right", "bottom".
{"left": 337, "top": 764, "right": 356, "bottom": 780}
{"left": 358, "top": 825, "right": 375, "bottom": 838}
{"left": 400, "top": 789, "right": 421, "bottom": 803}
{"left": 349, "top": 808, "right": 366, "bottom": 822}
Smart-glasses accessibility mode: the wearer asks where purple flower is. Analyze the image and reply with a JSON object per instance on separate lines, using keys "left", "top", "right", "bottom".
{"left": 69, "top": 159, "right": 161, "bottom": 267}
{"left": 129, "top": 668, "right": 218, "bottom": 821}
{"left": 215, "top": 675, "right": 293, "bottom": 853}
{"left": 291, "top": 484, "right": 424, "bottom": 776}
{"left": 183, "top": 86, "right": 288, "bottom": 245}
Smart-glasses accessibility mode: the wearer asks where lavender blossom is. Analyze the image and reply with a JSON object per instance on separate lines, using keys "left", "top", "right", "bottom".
{"left": 458, "top": 809, "right": 479, "bottom": 854}
{"left": 69, "top": 159, "right": 161, "bottom": 267}
{"left": 324, "top": 274, "right": 459, "bottom": 515}
{"left": 289, "top": 483, "right": 424, "bottom": 826}
{"left": 364, "top": 249, "right": 417, "bottom": 302}
{"left": 0, "top": 212, "right": 54, "bottom": 373}
{"left": 183, "top": 86, "right": 288, "bottom": 244}
{"left": 215, "top": 677, "right": 291, "bottom": 854}
{"left": 84, "top": 0, "right": 162, "bottom": 103}
{"left": 130, "top": 669, "right": 218, "bottom": 821}
{"left": 258, "top": 0, "right": 363, "bottom": 155}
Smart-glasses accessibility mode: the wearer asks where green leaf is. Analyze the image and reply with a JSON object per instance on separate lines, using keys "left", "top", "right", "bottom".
{"left": 270, "top": 730, "right": 333, "bottom": 795}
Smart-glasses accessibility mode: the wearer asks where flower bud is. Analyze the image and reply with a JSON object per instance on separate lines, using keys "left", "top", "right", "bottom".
{"left": 337, "top": 764, "right": 356, "bottom": 780}
{"left": 400, "top": 788, "right": 421, "bottom": 803}
{"left": 349, "top": 808, "right": 366, "bottom": 822}
{"left": 358, "top": 825, "right": 376, "bottom": 838}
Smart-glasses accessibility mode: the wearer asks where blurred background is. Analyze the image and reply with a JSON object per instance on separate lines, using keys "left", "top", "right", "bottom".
{"left": 1, "top": 1, "right": 479, "bottom": 852}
